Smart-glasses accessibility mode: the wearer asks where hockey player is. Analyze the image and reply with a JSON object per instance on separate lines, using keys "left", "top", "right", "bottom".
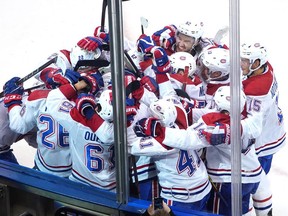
{"left": 138, "top": 86, "right": 263, "bottom": 216}
{"left": 168, "top": 51, "right": 206, "bottom": 108}
{"left": 130, "top": 98, "right": 212, "bottom": 211}
{"left": 44, "top": 76, "right": 116, "bottom": 191}
{"left": 240, "top": 42, "right": 286, "bottom": 216}
{"left": 2, "top": 70, "right": 83, "bottom": 177}
{"left": 0, "top": 95, "right": 37, "bottom": 164}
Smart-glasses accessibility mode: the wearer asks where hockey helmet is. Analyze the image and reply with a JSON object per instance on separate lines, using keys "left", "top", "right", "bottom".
{"left": 199, "top": 47, "right": 230, "bottom": 81}
{"left": 149, "top": 98, "right": 177, "bottom": 127}
{"left": 177, "top": 21, "right": 204, "bottom": 41}
{"left": 213, "top": 86, "right": 246, "bottom": 112}
{"left": 240, "top": 42, "right": 268, "bottom": 76}
{"left": 96, "top": 89, "right": 113, "bottom": 122}
{"left": 169, "top": 52, "right": 196, "bottom": 77}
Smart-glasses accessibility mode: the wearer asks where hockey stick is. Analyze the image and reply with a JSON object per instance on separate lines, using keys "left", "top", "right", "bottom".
{"left": 0, "top": 56, "right": 57, "bottom": 97}
{"left": 208, "top": 175, "right": 229, "bottom": 207}
{"left": 213, "top": 26, "right": 229, "bottom": 45}
{"left": 74, "top": 59, "right": 110, "bottom": 71}
{"left": 140, "top": 17, "right": 149, "bottom": 34}
{"left": 124, "top": 50, "right": 141, "bottom": 78}
{"left": 100, "top": 0, "right": 108, "bottom": 32}
{"left": 182, "top": 66, "right": 189, "bottom": 92}
{"left": 24, "top": 83, "right": 45, "bottom": 92}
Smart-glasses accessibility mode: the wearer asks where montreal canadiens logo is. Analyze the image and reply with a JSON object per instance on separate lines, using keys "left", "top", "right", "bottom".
{"left": 220, "top": 59, "right": 226, "bottom": 63}
{"left": 180, "top": 56, "right": 186, "bottom": 60}
{"left": 156, "top": 105, "right": 162, "bottom": 111}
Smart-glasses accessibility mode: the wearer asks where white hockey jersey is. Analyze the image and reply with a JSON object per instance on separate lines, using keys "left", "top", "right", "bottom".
{"left": 161, "top": 112, "right": 263, "bottom": 184}
{"left": 130, "top": 133, "right": 211, "bottom": 203}
{"left": 8, "top": 90, "right": 72, "bottom": 177}
{"left": 129, "top": 98, "right": 211, "bottom": 203}
{"left": 242, "top": 62, "right": 286, "bottom": 157}
{"left": 46, "top": 84, "right": 116, "bottom": 191}
{"left": 0, "top": 96, "right": 37, "bottom": 151}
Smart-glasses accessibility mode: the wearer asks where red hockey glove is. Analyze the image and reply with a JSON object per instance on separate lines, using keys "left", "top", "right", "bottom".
{"left": 202, "top": 123, "right": 231, "bottom": 145}
{"left": 77, "top": 36, "right": 103, "bottom": 52}
{"left": 80, "top": 72, "right": 104, "bottom": 95}
{"left": 94, "top": 26, "right": 109, "bottom": 44}
{"left": 140, "top": 76, "right": 159, "bottom": 94}
{"left": 76, "top": 93, "right": 97, "bottom": 119}
{"left": 137, "top": 34, "right": 155, "bottom": 54}
{"left": 152, "top": 25, "right": 177, "bottom": 49}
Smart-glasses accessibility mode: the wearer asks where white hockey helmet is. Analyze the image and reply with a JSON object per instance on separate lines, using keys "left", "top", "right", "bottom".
{"left": 213, "top": 86, "right": 246, "bottom": 112}
{"left": 177, "top": 21, "right": 204, "bottom": 41}
{"left": 70, "top": 45, "right": 101, "bottom": 68}
{"left": 169, "top": 52, "right": 197, "bottom": 77}
{"left": 96, "top": 89, "right": 113, "bottom": 122}
{"left": 149, "top": 99, "right": 177, "bottom": 127}
{"left": 240, "top": 42, "right": 268, "bottom": 75}
{"left": 199, "top": 47, "right": 230, "bottom": 81}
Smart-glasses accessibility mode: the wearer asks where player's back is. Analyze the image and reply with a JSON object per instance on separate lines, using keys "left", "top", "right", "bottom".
{"left": 28, "top": 90, "right": 72, "bottom": 177}
{"left": 68, "top": 124, "right": 116, "bottom": 191}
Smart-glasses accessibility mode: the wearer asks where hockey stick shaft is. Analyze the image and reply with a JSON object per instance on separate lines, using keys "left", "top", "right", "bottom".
{"left": 0, "top": 56, "right": 57, "bottom": 97}
{"left": 182, "top": 66, "right": 189, "bottom": 91}
{"left": 100, "top": 0, "right": 108, "bottom": 32}
{"left": 17, "top": 56, "right": 57, "bottom": 84}
{"left": 124, "top": 50, "right": 141, "bottom": 78}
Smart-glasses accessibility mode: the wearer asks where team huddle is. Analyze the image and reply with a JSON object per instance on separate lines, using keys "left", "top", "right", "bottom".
{"left": 0, "top": 20, "right": 285, "bottom": 216}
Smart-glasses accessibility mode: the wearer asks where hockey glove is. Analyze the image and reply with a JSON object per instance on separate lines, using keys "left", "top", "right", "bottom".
{"left": 126, "top": 97, "right": 137, "bottom": 126}
{"left": 134, "top": 117, "right": 161, "bottom": 137}
{"left": 137, "top": 34, "right": 155, "bottom": 55}
{"left": 94, "top": 26, "right": 109, "bottom": 44}
{"left": 80, "top": 72, "right": 104, "bottom": 95}
{"left": 64, "top": 69, "right": 81, "bottom": 84}
{"left": 76, "top": 93, "right": 97, "bottom": 119}
{"left": 202, "top": 123, "right": 231, "bottom": 145}
{"left": 77, "top": 36, "right": 103, "bottom": 52}
{"left": 3, "top": 77, "right": 24, "bottom": 109}
{"left": 152, "top": 25, "right": 177, "bottom": 49}
{"left": 46, "top": 69, "right": 79, "bottom": 89}
{"left": 126, "top": 80, "right": 144, "bottom": 101}
{"left": 150, "top": 46, "right": 172, "bottom": 74}
{"left": 140, "top": 76, "right": 159, "bottom": 94}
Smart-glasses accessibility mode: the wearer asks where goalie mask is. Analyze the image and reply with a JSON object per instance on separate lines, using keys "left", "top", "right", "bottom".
{"left": 169, "top": 52, "right": 196, "bottom": 77}
{"left": 96, "top": 89, "right": 113, "bottom": 122}
{"left": 213, "top": 86, "right": 246, "bottom": 113}
{"left": 149, "top": 99, "right": 177, "bottom": 127}
{"left": 70, "top": 45, "right": 101, "bottom": 69}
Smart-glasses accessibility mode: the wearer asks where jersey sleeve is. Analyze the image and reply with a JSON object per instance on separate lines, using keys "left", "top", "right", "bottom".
{"left": 8, "top": 94, "right": 42, "bottom": 134}
{"left": 130, "top": 135, "right": 178, "bottom": 156}
{"left": 162, "top": 118, "right": 210, "bottom": 150}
